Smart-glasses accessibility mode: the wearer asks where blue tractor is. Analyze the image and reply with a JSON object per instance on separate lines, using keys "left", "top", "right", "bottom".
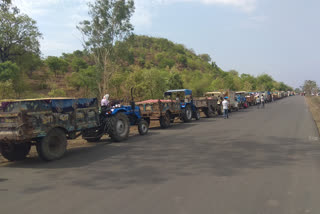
{"left": 164, "top": 89, "right": 200, "bottom": 122}
{"left": 82, "top": 89, "right": 149, "bottom": 142}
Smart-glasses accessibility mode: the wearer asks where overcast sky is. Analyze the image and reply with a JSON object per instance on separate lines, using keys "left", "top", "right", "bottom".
{"left": 13, "top": 0, "right": 320, "bottom": 88}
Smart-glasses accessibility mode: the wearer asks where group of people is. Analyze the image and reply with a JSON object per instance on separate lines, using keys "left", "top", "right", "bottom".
{"left": 221, "top": 95, "right": 266, "bottom": 119}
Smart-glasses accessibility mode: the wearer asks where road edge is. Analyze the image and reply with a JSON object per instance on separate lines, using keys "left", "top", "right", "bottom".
{"left": 305, "top": 96, "right": 320, "bottom": 137}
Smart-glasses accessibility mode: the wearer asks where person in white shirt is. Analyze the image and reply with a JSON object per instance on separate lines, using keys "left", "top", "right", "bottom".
{"left": 222, "top": 97, "right": 229, "bottom": 119}
{"left": 256, "top": 96, "right": 261, "bottom": 109}
{"left": 261, "top": 95, "right": 265, "bottom": 108}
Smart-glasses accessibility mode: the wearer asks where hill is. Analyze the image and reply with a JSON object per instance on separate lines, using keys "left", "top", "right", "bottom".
{"left": 0, "top": 35, "right": 293, "bottom": 100}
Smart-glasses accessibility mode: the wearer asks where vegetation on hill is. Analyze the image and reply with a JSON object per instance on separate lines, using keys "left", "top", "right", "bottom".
{"left": 0, "top": 0, "right": 293, "bottom": 101}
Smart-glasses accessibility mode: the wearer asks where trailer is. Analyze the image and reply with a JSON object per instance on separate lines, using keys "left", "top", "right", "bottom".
{"left": 204, "top": 92, "right": 224, "bottom": 115}
{"left": 193, "top": 95, "right": 219, "bottom": 118}
{"left": 136, "top": 99, "right": 181, "bottom": 129}
{"left": 206, "top": 90, "right": 238, "bottom": 112}
{"left": 0, "top": 98, "right": 99, "bottom": 161}
{"left": 245, "top": 92, "right": 256, "bottom": 106}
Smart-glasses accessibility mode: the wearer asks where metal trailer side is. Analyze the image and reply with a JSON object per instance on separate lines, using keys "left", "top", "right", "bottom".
{"left": 0, "top": 98, "right": 99, "bottom": 161}
{"left": 136, "top": 99, "right": 181, "bottom": 129}
{"left": 193, "top": 96, "right": 219, "bottom": 117}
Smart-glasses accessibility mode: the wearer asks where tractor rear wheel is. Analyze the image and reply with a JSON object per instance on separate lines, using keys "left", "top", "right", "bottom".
{"left": 203, "top": 108, "right": 210, "bottom": 118}
{"left": 0, "top": 142, "right": 31, "bottom": 161}
{"left": 109, "top": 112, "right": 130, "bottom": 142}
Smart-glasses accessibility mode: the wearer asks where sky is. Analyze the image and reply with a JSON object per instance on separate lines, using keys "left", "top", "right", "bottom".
{"left": 12, "top": 0, "right": 320, "bottom": 88}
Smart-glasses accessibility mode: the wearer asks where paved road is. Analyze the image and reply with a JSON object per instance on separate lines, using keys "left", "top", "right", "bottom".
{"left": 1, "top": 96, "right": 320, "bottom": 214}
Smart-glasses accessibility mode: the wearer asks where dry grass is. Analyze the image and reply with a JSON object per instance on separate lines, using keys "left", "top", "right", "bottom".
{"left": 306, "top": 96, "right": 320, "bottom": 133}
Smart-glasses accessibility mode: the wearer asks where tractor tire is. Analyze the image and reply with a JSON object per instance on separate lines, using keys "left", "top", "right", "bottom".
{"left": 160, "top": 112, "right": 171, "bottom": 129}
{"left": 109, "top": 112, "right": 130, "bottom": 142}
{"left": 203, "top": 108, "right": 210, "bottom": 118}
{"left": 182, "top": 105, "right": 192, "bottom": 123}
{"left": 0, "top": 142, "right": 31, "bottom": 161}
{"left": 138, "top": 119, "right": 149, "bottom": 135}
{"left": 194, "top": 109, "right": 201, "bottom": 120}
{"left": 36, "top": 128, "right": 67, "bottom": 161}
{"left": 217, "top": 107, "right": 223, "bottom": 115}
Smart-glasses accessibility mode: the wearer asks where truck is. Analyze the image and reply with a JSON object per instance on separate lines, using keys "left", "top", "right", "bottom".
{"left": 193, "top": 95, "right": 219, "bottom": 118}
{"left": 0, "top": 98, "right": 99, "bottom": 161}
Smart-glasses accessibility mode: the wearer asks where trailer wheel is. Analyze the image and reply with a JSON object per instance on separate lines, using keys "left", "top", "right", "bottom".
{"left": 160, "top": 112, "right": 171, "bottom": 129}
{"left": 182, "top": 105, "right": 192, "bottom": 122}
{"left": 109, "top": 112, "right": 130, "bottom": 142}
{"left": 203, "top": 108, "right": 210, "bottom": 118}
{"left": 138, "top": 119, "right": 149, "bottom": 135}
{"left": 36, "top": 128, "right": 67, "bottom": 161}
{"left": 0, "top": 142, "right": 31, "bottom": 161}
{"left": 194, "top": 109, "right": 201, "bottom": 120}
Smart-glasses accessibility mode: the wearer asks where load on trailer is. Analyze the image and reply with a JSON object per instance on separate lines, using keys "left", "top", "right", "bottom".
{"left": 0, "top": 98, "right": 99, "bottom": 161}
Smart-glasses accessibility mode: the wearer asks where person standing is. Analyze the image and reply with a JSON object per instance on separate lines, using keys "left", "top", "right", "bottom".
{"left": 222, "top": 97, "right": 229, "bottom": 119}
{"left": 261, "top": 95, "right": 265, "bottom": 108}
{"left": 256, "top": 96, "right": 261, "bottom": 109}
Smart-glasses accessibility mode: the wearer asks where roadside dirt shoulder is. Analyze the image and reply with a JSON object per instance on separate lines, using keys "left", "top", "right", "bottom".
{"left": 306, "top": 96, "right": 320, "bottom": 134}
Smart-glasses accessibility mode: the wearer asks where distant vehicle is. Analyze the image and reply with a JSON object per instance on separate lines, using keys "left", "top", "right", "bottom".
{"left": 193, "top": 93, "right": 219, "bottom": 118}
{"left": 164, "top": 89, "right": 200, "bottom": 122}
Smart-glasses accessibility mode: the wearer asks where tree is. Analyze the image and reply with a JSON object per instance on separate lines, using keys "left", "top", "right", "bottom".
{"left": 168, "top": 72, "right": 184, "bottom": 89}
{"left": 0, "top": 2, "right": 42, "bottom": 62}
{"left": 68, "top": 66, "right": 98, "bottom": 97}
{"left": 0, "top": 80, "right": 15, "bottom": 99}
{"left": 199, "top": 54, "right": 211, "bottom": 63}
{"left": 302, "top": 80, "right": 318, "bottom": 95}
{"left": 45, "top": 56, "right": 68, "bottom": 76}
{"left": 295, "top": 88, "right": 301, "bottom": 94}
{"left": 0, "top": 61, "right": 25, "bottom": 96}
{"left": 78, "top": 0, "right": 135, "bottom": 98}
{"left": 71, "top": 58, "right": 88, "bottom": 72}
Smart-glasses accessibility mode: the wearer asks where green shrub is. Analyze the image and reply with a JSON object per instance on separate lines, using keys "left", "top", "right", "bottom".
{"left": 48, "top": 89, "right": 66, "bottom": 97}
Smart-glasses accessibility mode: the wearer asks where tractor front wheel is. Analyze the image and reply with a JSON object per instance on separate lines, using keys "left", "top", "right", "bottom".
{"left": 194, "top": 109, "right": 201, "bottom": 120}
{"left": 138, "top": 119, "right": 149, "bottom": 135}
{"left": 182, "top": 105, "right": 192, "bottom": 122}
